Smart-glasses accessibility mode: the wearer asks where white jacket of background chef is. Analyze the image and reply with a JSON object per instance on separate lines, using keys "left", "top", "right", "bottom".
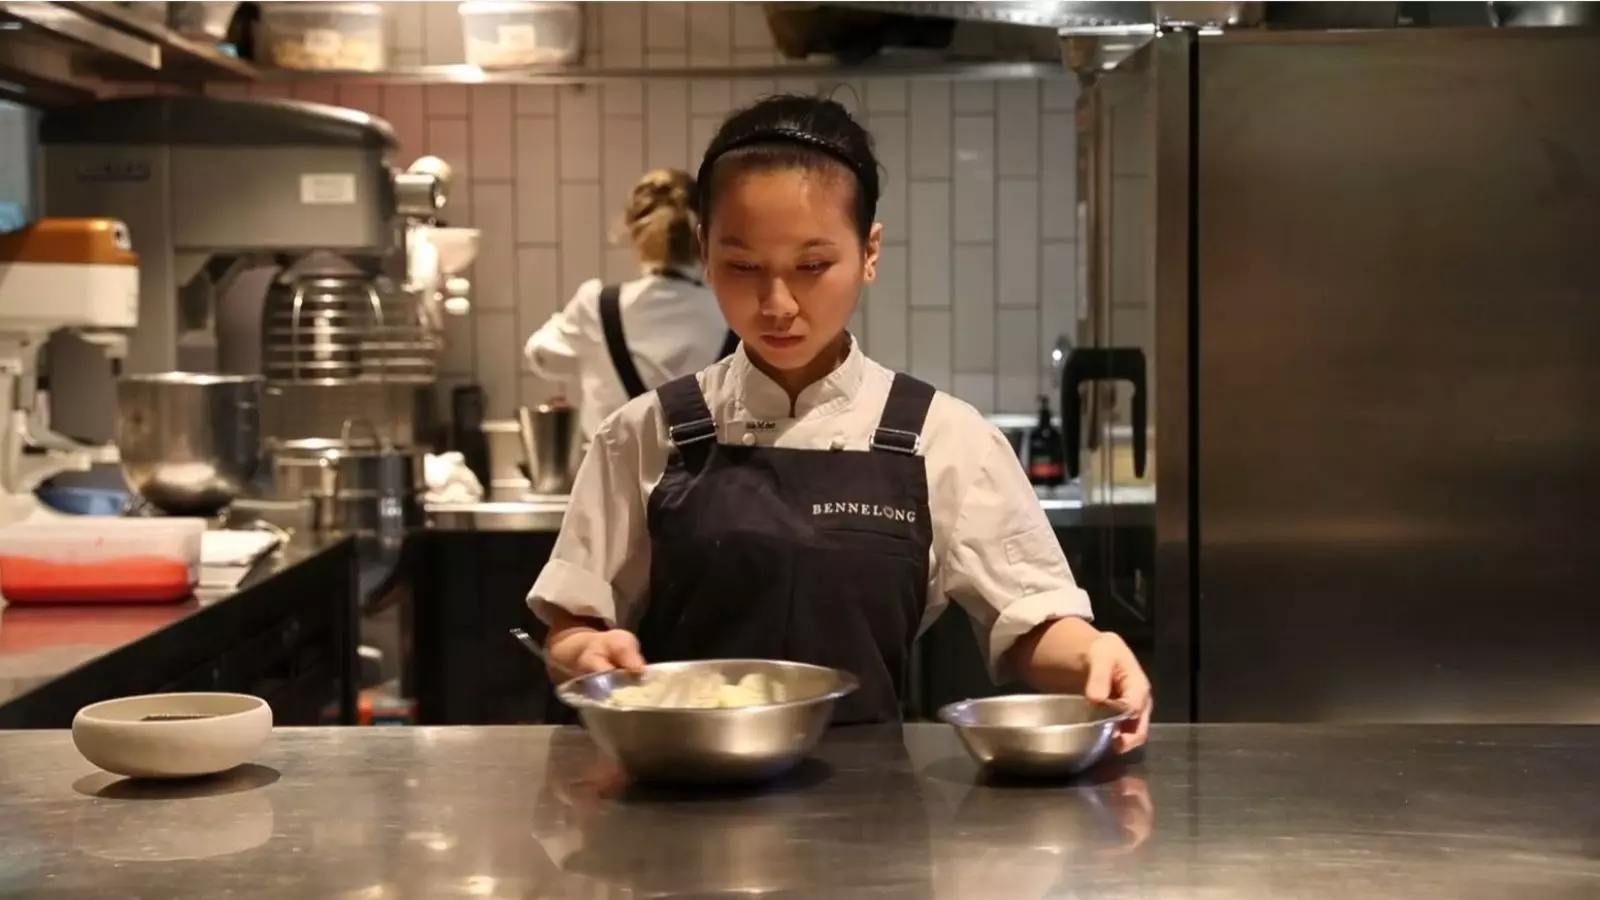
{"left": 527, "top": 336, "right": 1096, "bottom": 679}
{"left": 523, "top": 273, "right": 728, "bottom": 448}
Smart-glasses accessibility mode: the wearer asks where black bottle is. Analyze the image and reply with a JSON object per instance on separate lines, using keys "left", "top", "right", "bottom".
{"left": 1026, "top": 394, "right": 1066, "bottom": 487}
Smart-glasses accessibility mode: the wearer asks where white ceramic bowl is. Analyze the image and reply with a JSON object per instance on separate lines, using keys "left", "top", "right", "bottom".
{"left": 71, "top": 693, "right": 272, "bottom": 779}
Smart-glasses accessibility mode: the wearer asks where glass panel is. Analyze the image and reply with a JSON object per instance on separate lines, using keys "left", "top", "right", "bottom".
{"left": 0, "top": 100, "right": 37, "bottom": 230}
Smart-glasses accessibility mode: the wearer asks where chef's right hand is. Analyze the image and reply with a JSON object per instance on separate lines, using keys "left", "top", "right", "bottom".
{"left": 546, "top": 624, "right": 646, "bottom": 679}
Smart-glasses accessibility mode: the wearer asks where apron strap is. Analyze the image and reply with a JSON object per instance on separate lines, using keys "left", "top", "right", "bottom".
{"left": 871, "top": 374, "right": 937, "bottom": 455}
{"left": 599, "top": 284, "right": 651, "bottom": 400}
{"left": 657, "top": 374, "right": 718, "bottom": 448}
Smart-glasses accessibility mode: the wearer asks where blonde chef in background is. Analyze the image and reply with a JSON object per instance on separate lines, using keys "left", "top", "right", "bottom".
{"left": 523, "top": 169, "right": 736, "bottom": 451}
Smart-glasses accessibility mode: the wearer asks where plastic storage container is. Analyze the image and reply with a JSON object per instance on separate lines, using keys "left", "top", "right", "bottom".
{"left": 169, "top": 1, "right": 242, "bottom": 42}
{"left": 259, "top": 2, "right": 387, "bottom": 71}
{"left": 460, "top": 1, "right": 583, "bottom": 68}
{"left": 0, "top": 518, "right": 207, "bottom": 604}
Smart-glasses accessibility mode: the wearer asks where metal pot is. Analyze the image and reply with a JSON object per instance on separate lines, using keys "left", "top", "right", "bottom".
{"left": 264, "top": 421, "right": 424, "bottom": 543}
{"left": 115, "top": 373, "right": 263, "bottom": 515}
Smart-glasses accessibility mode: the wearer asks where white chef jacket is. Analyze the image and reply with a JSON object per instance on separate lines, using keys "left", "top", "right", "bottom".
{"left": 523, "top": 273, "right": 729, "bottom": 446}
{"left": 527, "top": 336, "right": 1095, "bottom": 678}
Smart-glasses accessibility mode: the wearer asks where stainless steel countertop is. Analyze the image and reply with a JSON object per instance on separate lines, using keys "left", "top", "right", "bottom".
{"left": 0, "top": 724, "right": 1594, "bottom": 898}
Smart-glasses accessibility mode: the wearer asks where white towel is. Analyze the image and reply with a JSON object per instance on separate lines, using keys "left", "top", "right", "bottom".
{"left": 423, "top": 451, "right": 485, "bottom": 504}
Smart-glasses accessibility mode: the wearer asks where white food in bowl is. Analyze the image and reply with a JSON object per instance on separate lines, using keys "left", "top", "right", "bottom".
{"left": 72, "top": 693, "right": 272, "bottom": 780}
{"left": 607, "top": 672, "right": 788, "bottom": 709}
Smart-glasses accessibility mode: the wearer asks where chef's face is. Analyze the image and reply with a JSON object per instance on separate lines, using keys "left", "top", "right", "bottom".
{"left": 703, "top": 167, "right": 883, "bottom": 372}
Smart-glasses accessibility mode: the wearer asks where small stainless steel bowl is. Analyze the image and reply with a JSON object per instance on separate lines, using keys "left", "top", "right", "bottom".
{"left": 556, "top": 659, "right": 858, "bottom": 784}
{"left": 938, "top": 694, "right": 1130, "bottom": 778}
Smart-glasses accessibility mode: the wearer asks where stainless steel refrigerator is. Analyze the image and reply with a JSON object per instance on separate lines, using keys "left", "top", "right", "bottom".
{"left": 1068, "top": 24, "right": 1600, "bottom": 722}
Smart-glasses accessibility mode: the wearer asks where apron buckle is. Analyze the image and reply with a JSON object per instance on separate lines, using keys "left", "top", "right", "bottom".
{"left": 669, "top": 417, "right": 718, "bottom": 446}
{"left": 870, "top": 427, "right": 921, "bottom": 455}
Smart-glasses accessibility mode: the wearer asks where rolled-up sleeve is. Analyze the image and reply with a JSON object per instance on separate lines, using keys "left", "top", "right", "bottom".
{"left": 526, "top": 417, "right": 651, "bottom": 628}
{"left": 523, "top": 279, "right": 599, "bottom": 384}
{"left": 936, "top": 430, "right": 1095, "bottom": 680}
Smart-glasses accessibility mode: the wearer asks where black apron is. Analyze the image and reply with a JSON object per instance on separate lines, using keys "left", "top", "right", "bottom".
{"left": 598, "top": 272, "right": 739, "bottom": 400}
{"left": 632, "top": 371, "right": 938, "bottom": 725}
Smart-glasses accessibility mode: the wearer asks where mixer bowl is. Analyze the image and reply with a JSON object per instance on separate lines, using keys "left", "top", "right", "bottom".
{"left": 116, "top": 373, "right": 264, "bottom": 516}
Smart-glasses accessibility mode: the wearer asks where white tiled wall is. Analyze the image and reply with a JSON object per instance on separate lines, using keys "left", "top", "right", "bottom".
{"left": 206, "top": 1, "right": 1081, "bottom": 419}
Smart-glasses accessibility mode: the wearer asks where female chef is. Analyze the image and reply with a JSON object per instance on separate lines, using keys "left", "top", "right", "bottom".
{"left": 528, "top": 95, "right": 1151, "bottom": 751}
{"left": 523, "top": 168, "right": 735, "bottom": 450}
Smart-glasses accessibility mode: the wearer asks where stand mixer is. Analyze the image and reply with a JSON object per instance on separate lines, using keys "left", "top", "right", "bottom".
{"left": 36, "top": 95, "right": 452, "bottom": 457}
{"left": 0, "top": 218, "right": 136, "bottom": 528}
{"left": 34, "top": 96, "right": 461, "bottom": 538}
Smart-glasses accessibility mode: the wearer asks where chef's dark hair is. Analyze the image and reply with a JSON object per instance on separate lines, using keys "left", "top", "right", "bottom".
{"left": 695, "top": 93, "right": 881, "bottom": 240}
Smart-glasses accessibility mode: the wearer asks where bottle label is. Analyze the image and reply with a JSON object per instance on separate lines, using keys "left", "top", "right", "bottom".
{"left": 1029, "top": 461, "right": 1065, "bottom": 481}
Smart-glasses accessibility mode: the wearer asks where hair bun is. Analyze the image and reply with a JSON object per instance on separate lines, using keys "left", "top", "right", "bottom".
{"left": 620, "top": 169, "right": 699, "bottom": 269}
{"left": 628, "top": 169, "right": 694, "bottom": 223}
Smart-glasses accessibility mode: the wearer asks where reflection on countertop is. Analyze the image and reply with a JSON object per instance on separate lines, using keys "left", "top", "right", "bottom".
{"left": 0, "top": 723, "right": 1594, "bottom": 898}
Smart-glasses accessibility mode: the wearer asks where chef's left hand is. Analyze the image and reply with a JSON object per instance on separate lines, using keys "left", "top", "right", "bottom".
{"left": 1082, "top": 632, "right": 1151, "bottom": 754}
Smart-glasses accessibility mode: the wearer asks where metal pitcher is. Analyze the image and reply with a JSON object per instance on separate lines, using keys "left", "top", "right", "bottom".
{"left": 517, "top": 402, "right": 579, "bottom": 496}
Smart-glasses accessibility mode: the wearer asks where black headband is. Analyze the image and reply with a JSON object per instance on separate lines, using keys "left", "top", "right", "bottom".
{"left": 695, "top": 126, "right": 879, "bottom": 210}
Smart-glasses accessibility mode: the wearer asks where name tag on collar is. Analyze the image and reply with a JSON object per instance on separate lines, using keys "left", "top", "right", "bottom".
{"left": 731, "top": 418, "right": 792, "bottom": 441}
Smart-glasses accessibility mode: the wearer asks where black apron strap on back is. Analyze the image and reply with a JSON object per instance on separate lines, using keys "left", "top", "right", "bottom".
{"left": 656, "top": 374, "right": 718, "bottom": 448}
{"left": 718, "top": 330, "right": 739, "bottom": 360}
{"left": 871, "top": 374, "right": 937, "bottom": 455}
{"left": 598, "top": 284, "right": 650, "bottom": 400}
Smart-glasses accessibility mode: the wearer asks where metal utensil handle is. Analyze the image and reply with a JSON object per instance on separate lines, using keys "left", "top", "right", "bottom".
{"left": 338, "top": 417, "right": 386, "bottom": 450}
{"left": 510, "top": 627, "right": 580, "bottom": 680}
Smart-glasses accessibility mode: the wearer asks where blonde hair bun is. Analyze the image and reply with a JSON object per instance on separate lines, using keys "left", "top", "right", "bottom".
{"left": 620, "top": 168, "right": 699, "bottom": 270}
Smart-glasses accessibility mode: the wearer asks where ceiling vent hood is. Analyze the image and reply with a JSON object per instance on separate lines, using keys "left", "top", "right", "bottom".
{"left": 821, "top": 1, "right": 1597, "bottom": 31}
{"left": 761, "top": 2, "right": 1064, "bottom": 64}
{"left": 811, "top": 3, "right": 1600, "bottom": 73}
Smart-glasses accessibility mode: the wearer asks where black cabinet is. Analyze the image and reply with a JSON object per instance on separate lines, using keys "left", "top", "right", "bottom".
{"left": 408, "top": 530, "right": 560, "bottom": 725}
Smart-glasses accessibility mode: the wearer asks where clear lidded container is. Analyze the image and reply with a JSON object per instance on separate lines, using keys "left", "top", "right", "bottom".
{"left": 258, "top": 2, "right": 387, "bottom": 71}
{"left": 459, "top": 1, "right": 583, "bottom": 68}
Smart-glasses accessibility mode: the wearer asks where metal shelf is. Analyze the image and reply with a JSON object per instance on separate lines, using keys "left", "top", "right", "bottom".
{"left": 0, "top": 0, "right": 255, "bottom": 104}
{"left": 53, "top": 0, "right": 256, "bottom": 81}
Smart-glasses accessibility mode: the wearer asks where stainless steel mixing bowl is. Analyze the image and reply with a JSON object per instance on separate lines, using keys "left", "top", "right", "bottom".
{"left": 116, "top": 373, "right": 263, "bottom": 516}
{"left": 938, "top": 694, "right": 1130, "bottom": 778}
{"left": 556, "top": 659, "right": 859, "bottom": 784}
